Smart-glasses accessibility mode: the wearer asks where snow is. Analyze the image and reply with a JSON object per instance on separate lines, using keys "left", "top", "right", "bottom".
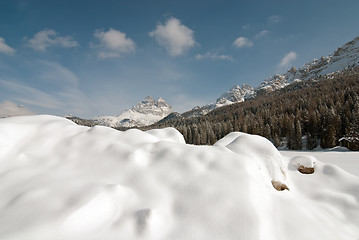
{"left": 290, "top": 155, "right": 316, "bottom": 168}
{"left": 281, "top": 150, "right": 359, "bottom": 177}
{"left": 94, "top": 96, "right": 173, "bottom": 128}
{"left": 0, "top": 115, "right": 359, "bottom": 240}
{"left": 187, "top": 36, "right": 359, "bottom": 119}
{"left": 258, "top": 36, "right": 359, "bottom": 93}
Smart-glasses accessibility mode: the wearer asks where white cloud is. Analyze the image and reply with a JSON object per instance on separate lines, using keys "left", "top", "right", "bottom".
{"left": 94, "top": 28, "right": 136, "bottom": 59}
{"left": 268, "top": 15, "right": 282, "bottom": 23}
{"left": 277, "top": 51, "right": 297, "bottom": 69}
{"left": 149, "top": 17, "right": 196, "bottom": 56}
{"left": 255, "top": 30, "right": 269, "bottom": 39}
{"left": 27, "top": 29, "right": 78, "bottom": 51}
{"left": 0, "top": 37, "right": 15, "bottom": 55}
{"left": 233, "top": 37, "right": 253, "bottom": 48}
{"left": 195, "top": 52, "right": 233, "bottom": 61}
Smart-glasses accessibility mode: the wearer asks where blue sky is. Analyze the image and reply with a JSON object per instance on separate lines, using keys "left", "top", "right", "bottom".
{"left": 1, "top": 0, "right": 359, "bottom": 118}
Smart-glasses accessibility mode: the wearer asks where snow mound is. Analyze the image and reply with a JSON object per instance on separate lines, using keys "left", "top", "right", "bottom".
{"left": 215, "top": 132, "right": 288, "bottom": 186}
{"left": 291, "top": 155, "right": 317, "bottom": 168}
{"left": 146, "top": 127, "right": 185, "bottom": 144}
{"left": 290, "top": 155, "right": 317, "bottom": 174}
{"left": 0, "top": 115, "right": 358, "bottom": 240}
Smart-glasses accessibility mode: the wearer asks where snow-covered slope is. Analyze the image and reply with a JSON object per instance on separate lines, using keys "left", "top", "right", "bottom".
{"left": 258, "top": 36, "right": 359, "bottom": 93}
{"left": 184, "top": 36, "right": 359, "bottom": 118}
{"left": 0, "top": 115, "right": 358, "bottom": 240}
{"left": 94, "top": 96, "right": 173, "bottom": 127}
{"left": 183, "top": 85, "right": 255, "bottom": 117}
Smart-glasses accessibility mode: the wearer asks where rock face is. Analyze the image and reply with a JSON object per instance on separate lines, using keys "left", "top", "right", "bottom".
{"left": 217, "top": 84, "right": 255, "bottom": 104}
{"left": 182, "top": 85, "right": 255, "bottom": 118}
{"left": 94, "top": 96, "right": 173, "bottom": 128}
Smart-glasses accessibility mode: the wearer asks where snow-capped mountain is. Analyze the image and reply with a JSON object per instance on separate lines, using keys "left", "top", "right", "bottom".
{"left": 258, "top": 36, "right": 359, "bottom": 93}
{"left": 218, "top": 84, "right": 255, "bottom": 103}
{"left": 182, "top": 85, "right": 255, "bottom": 118}
{"left": 184, "top": 36, "right": 359, "bottom": 118}
{"left": 94, "top": 96, "right": 173, "bottom": 127}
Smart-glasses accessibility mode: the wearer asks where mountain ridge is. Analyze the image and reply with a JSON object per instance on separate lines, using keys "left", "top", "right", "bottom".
{"left": 181, "top": 36, "right": 359, "bottom": 118}
{"left": 93, "top": 96, "right": 173, "bottom": 128}
{"left": 69, "top": 36, "right": 359, "bottom": 128}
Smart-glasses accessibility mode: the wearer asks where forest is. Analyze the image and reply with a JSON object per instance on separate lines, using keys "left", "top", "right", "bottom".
{"left": 139, "top": 67, "right": 359, "bottom": 150}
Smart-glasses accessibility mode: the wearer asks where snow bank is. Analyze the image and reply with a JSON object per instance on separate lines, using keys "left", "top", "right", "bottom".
{"left": 0, "top": 115, "right": 358, "bottom": 240}
{"left": 215, "top": 132, "right": 288, "bottom": 186}
{"left": 291, "top": 155, "right": 316, "bottom": 167}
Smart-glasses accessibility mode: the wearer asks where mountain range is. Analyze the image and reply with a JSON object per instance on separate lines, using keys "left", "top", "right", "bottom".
{"left": 182, "top": 36, "right": 359, "bottom": 118}
{"left": 76, "top": 36, "right": 359, "bottom": 128}
{"left": 94, "top": 96, "right": 173, "bottom": 128}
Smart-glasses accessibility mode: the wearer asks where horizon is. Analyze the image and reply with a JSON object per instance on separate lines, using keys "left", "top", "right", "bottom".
{"left": 1, "top": 0, "right": 359, "bottom": 118}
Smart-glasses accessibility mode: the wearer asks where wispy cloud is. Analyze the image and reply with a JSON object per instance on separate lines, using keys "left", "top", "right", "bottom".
{"left": 242, "top": 25, "right": 250, "bottom": 30}
{"left": 255, "top": 30, "right": 269, "bottom": 39}
{"left": 0, "top": 101, "right": 34, "bottom": 117}
{"left": 277, "top": 51, "right": 297, "bottom": 70}
{"left": 0, "top": 61, "right": 89, "bottom": 115}
{"left": 268, "top": 15, "right": 282, "bottom": 24}
{"left": 93, "top": 28, "right": 136, "bottom": 59}
{"left": 149, "top": 17, "right": 196, "bottom": 56}
{"left": 38, "top": 61, "right": 79, "bottom": 86}
{"left": 233, "top": 37, "right": 253, "bottom": 48}
{"left": 195, "top": 51, "right": 233, "bottom": 61}
{"left": 27, "top": 29, "right": 78, "bottom": 51}
{"left": 0, "top": 79, "right": 63, "bottom": 109}
{"left": 0, "top": 37, "right": 15, "bottom": 55}
{"left": 168, "top": 94, "right": 208, "bottom": 113}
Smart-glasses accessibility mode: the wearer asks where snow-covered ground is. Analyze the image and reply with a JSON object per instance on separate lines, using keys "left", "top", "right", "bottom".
{"left": 0, "top": 115, "right": 358, "bottom": 240}
{"left": 280, "top": 149, "right": 359, "bottom": 177}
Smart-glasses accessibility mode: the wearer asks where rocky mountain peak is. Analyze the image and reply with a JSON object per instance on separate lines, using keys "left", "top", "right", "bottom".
{"left": 217, "top": 84, "right": 255, "bottom": 104}
{"left": 258, "top": 36, "right": 359, "bottom": 94}
{"left": 182, "top": 36, "right": 359, "bottom": 119}
{"left": 94, "top": 96, "right": 173, "bottom": 128}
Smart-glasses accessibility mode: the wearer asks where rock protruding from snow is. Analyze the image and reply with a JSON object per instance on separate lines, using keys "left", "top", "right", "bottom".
{"left": 291, "top": 155, "right": 317, "bottom": 174}
{"left": 94, "top": 96, "right": 173, "bottom": 127}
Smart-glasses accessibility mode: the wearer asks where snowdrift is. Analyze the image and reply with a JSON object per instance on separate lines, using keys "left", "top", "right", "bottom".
{"left": 0, "top": 115, "right": 358, "bottom": 240}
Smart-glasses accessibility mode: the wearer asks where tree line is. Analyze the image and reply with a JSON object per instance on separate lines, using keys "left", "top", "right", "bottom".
{"left": 140, "top": 67, "right": 359, "bottom": 150}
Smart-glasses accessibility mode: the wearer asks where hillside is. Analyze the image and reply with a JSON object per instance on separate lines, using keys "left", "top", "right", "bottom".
{"left": 182, "top": 36, "right": 359, "bottom": 118}
{"left": 144, "top": 67, "right": 359, "bottom": 149}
